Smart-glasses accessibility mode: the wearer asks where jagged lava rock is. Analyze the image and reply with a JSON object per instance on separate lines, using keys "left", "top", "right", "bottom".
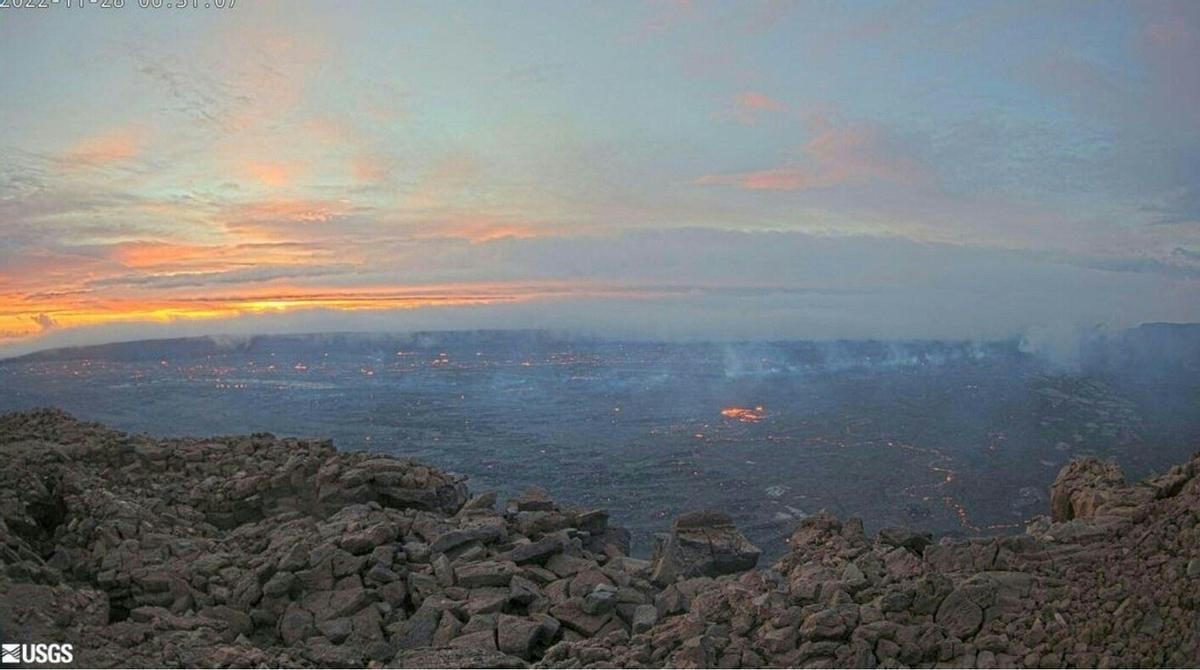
{"left": 1, "top": 409, "right": 1198, "bottom": 669}
{"left": 648, "top": 510, "right": 761, "bottom": 586}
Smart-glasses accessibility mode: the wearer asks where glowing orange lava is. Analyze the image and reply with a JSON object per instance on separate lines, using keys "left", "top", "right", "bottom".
{"left": 721, "top": 405, "right": 765, "bottom": 422}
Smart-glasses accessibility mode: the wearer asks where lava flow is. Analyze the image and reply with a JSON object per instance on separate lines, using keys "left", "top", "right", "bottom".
{"left": 721, "top": 405, "right": 765, "bottom": 423}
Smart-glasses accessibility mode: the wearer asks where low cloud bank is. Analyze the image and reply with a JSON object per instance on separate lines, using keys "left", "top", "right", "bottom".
{"left": 2, "top": 230, "right": 1197, "bottom": 360}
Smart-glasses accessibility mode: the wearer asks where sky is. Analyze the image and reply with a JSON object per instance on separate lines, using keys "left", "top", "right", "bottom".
{"left": 1, "top": 0, "right": 1198, "bottom": 356}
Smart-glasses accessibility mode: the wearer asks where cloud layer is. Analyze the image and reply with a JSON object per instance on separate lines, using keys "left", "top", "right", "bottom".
{"left": 1, "top": 1, "right": 1198, "bottom": 354}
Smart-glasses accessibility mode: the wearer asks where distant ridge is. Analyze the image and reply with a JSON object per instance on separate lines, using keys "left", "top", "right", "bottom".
{"left": 4, "top": 323, "right": 1199, "bottom": 369}
{"left": 0, "top": 330, "right": 578, "bottom": 364}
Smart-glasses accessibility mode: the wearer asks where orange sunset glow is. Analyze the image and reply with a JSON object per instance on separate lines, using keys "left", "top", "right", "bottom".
{"left": 1, "top": 1, "right": 1198, "bottom": 359}
{"left": 0, "top": 281, "right": 670, "bottom": 341}
{"left": 0, "top": 288, "right": 509, "bottom": 339}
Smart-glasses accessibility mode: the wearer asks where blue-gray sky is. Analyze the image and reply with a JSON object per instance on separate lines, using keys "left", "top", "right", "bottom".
{"left": 1, "top": 0, "right": 1198, "bottom": 354}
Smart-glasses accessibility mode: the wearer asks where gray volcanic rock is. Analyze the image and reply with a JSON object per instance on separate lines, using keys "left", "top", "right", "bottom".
{"left": 876, "top": 526, "right": 933, "bottom": 555}
{"left": 648, "top": 510, "right": 761, "bottom": 586}
{"left": 392, "top": 646, "right": 525, "bottom": 668}
{"left": 1049, "top": 457, "right": 1129, "bottom": 522}
{"left": 1, "top": 409, "right": 1198, "bottom": 668}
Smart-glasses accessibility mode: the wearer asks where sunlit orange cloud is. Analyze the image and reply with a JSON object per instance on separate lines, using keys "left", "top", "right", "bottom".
{"left": 738, "top": 91, "right": 784, "bottom": 111}
{"left": 112, "top": 242, "right": 215, "bottom": 269}
{"left": 696, "top": 116, "right": 926, "bottom": 191}
{"left": 217, "top": 198, "right": 362, "bottom": 242}
{"left": 0, "top": 287, "right": 496, "bottom": 340}
{"left": 0, "top": 251, "right": 117, "bottom": 297}
{"left": 351, "top": 154, "right": 393, "bottom": 183}
{"left": 414, "top": 217, "right": 542, "bottom": 243}
{"left": 65, "top": 132, "right": 140, "bottom": 167}
{"left": 229, "top": 198, "right": 352, "bottom": 223}
{"left": 730, "top": 91, "right": 786, "bottom": 125}
{"left": 111, "top": 240, "right": 331, "bottom": 271}
{"left": 3, "top": 243, "right": 339, "bottom": 312}
{"left": 0, "top": 281, "right": 664, "bottom": 341}
{"left": 243, "top": 160, "right": 306, "bottom": 187}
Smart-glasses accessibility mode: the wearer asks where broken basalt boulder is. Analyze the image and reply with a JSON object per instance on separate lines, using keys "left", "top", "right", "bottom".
{"left": 649, "top": 510, "right": 761, "bottom": 586}
{"left": 1049, "top": 457, "right": 1127, "bottom": 522}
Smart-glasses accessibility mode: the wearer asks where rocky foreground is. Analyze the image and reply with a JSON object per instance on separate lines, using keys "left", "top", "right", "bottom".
{"left": 0, "top": 410, "right": 1197, "bottom": 668}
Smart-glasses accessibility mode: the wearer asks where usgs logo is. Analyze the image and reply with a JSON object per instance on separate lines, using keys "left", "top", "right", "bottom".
{"left": 1, "top": 643, "right": 74, "bottom": 665}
